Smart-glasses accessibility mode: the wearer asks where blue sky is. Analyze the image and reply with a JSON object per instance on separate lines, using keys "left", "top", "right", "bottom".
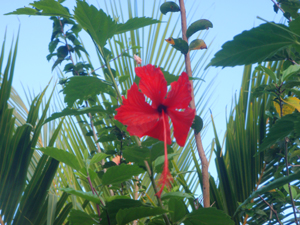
{"left": 1, "top": 0, "right": 281, "bottom": 176}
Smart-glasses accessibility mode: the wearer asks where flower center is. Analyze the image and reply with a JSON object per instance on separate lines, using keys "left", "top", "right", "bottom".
{"left": 157, "top": 104, "right": 167, "bottom": 114}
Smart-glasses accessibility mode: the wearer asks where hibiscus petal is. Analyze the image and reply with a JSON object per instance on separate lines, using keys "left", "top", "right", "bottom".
{"left": 167, "top": 108, "right": 195, "bottom": 147}
{"left": 142, "top": 112, "right": 172, "bottom": 145}
{"left": 164, "top": 72, "right": 192, "bottom": 109}
{"left": 114, "top": 83, "right": 159, "bottom": 137}
{"left": 135, "top": 65, "right": 167, "bottom": 108}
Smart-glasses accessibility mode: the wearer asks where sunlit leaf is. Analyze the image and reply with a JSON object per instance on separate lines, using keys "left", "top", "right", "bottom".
{"left": 102, "top": 164, "right": 145, "bottom": 185}
{"left": 37, "top": 147, "right": 82, "bottom": 171}
{"left": 116, "top": 207, "right": 168, "bottom": 225}
{"left": 189, "top": 39, "right": 207, "bottom": 51}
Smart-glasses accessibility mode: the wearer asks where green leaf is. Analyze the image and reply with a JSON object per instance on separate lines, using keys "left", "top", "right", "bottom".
{"left": 116, "top": 207, "right": 168, "bottom": 225}
{"left": 165, "top": 37, "right": 189, "bottom": 54}
{"left": 281, "top": 64, "right": 300, "bottom": 81}
{"left": 235, "top": 170, "right": 300, "bottom": 216}
{"left": 68, "top": 209, "right": 96, "bottom": 225}
{"left": 191, "top": 115, "right": 203, "bottom": 134}
{"left": 102, "top": 164, "right": 145, "bottom": 185}
{"left": 90, "top": 152, "right": 109, "bottom": 165}
{"left": 14, "top": 0, "right": 70, "bottom": 17}
{"left": 207, "top": 23, "right": 296, "bottom": 68}
{"left": 183, "top": 208, "right": 234, "bottom": 225}
{"left": 59, "top": 188, "right": 101, "bottom": 204}
{"left": 44, "top": 105, "right": 106, "bottom": 124}
{"left": 74, "top": 1, "right": 159, "bottom": 48}
{"left": 259, "top": 113, "right": 298, "bottom": 153}
{"left": 160, "top": 2, "right": 180, "bottom": 15}
{"left": 118, "top": 75, "right": 130, "bottom": 83}
{"left": 116, "top": 17, "right": 161, "bottom": 34}
{"left": 122, "top": 146, "right": 151, "bottom": 165}
{"left": 161, "top": 192, "right": 193, "bottom": 200}
{"left": 5, "top": 7, "right": 39, "bottom": 16}
{"left": 154, "top": 153, "right": 179, "bottom": 168}
{"left": 289, "top": 16, "right": 300, "bottom": 36}
{"left": 186, "top": 19, "right": 213, "bottom": 39}
{"left": 255, "top": 65, "right": 278, "bottom": 82}
{"left": 189, "top": 39, "right": 207, "bottom": 51}
{"left": 101, "top": 199, "right": 146, "bottom": 224}
{"left": 168, "top": 198, "right": 187, "bottom": 223}
{"left": 37, "top": 147, "right": 82, "bottom": 171}
{"left": 63, "top": 76, "right": 113, "bottom": 107}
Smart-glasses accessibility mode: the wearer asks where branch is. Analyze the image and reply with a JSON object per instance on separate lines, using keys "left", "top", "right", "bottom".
{"left": 178, "top": 0, "right": 210, "bottom": 208}
{"left": 258, "top": 195, "right": 282, "bottom": 225}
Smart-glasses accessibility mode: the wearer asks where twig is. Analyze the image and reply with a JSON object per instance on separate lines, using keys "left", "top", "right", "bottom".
{"left": 178, "top": 0, "right": 210, "bottom": 208}
{"left": 87, "top": 176, "right": 102, "bottom": 224}
{"left": 258, "top": 195, "right": 282, "bottom": 224}
{"left": 0, "top": 214, "right": 4, "bottom": 225}
{"left": 271, "top": 0, "right": 292, "bottom": 22}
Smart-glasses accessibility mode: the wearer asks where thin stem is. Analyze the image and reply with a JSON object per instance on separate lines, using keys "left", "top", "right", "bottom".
{"left": 87, "top": 176, "right": 102, "bottom": 223}
{"left": 178, "top": 0, "right": 210, "bottom": 207}
{"left": 271, "top": 0, "right": 292, "bottom": 22}
{"left": 279, "top": 97, "right": 299, "bottom": 225}
{"left": 258, "top": 195, "right": 282, "bottom": 224}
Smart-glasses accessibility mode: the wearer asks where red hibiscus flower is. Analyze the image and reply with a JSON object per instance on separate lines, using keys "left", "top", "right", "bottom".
{"left": 114, "top": 64, "right": 195, "bottom": 197}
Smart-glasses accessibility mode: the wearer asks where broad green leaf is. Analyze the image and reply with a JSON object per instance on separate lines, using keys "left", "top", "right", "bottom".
{"left": 259, "top": 114, "right": 296, "bottom": 153}
{"left": 37, "top": 147, "right": 82, "bottom": 171}
{"left": 160, "top": 1, "right": 180, "bottom": 15}
{"left": 165, "top": 37, "right": 189, "bottom": 54}
{"left": 168, "top": 198, "right": 187, "bottom": 223}
{"left": 289, "top": 16, "right": 300, "bottom": 36}
{"left": 68, "top": 209, "right": 96, "bottom": 225}
{"left": 102, "top": 164, "right": 145, "bottom": 185}
{"left": 186, "top": 19, "right": 213, "bottom": 39}
{"left": 59, "top": 187, "right": 101, "bottom": 204}
{"left": 101, "top": 199, "right": 146, "bottom": 225}
{"left": 189, "top": 39, "right": 207, "bottom": 51}
{"left": 122, "top": 145, "right": 151, "bottom": 165}
{"left": 30, "top": 0, "right": 70, "bottom": 17}
{"left": 191, "top": 115, "right": 203, "bottom": 134}
{"left": 63, "top": 76, "right": 113, "bottom": 107}
{"left": 154, "top": 153, "right": 179, "bottom": 168}
{"left": 255, "top": 65, "right": 278, "bottom": 82}
{"left": 281, "top": 64, "right": 300, "bottom": 81}
{"left": 161, "top": 192, "right": 193, "bottom": 200}
{"left": 90, "top": 152, "right": 109, "bottom": 165}
{"left": 116, "top": 207, "right": 168, "bottom": 225}
{"left": 116, "top": 17, "right": 161, "bottom": 34}
{"left": 74, "top": 1, "right": 160, "bottom": 48}
{"left": 44, "top": 105, "right": 106, "bottom": 124}
{"left": 5, "top": 7, "right": 39, "bottom": 16}
{"left": 235, "top": 170, "right": 300, "bottom": 216}
{"left": 183, "top": 208, "right": 234, "bottom": 225}
{"left": 207, "top": 23, "right": 296, "bottom": 68}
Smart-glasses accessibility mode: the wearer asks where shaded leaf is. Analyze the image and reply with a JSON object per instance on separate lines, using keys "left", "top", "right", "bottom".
{"left": 68, "top": 209, "right": 96, "bottom": 225}
{"left": 168, "top": 198, "right": 187, "bottom": 222}
{"left": 116, "top": 207, "right": 168, "bottom": 225}
{"left": 183, "top": 208, "right": 234, "bottom": 225}
{"left": 90, "top": 152, "right": 109, "bottom": 165}
{"left": 44, "top": 105, "right": 106, "bottom": 124}
{"left": 191, "top": 115, "right": 203, "bottom": 134}
{"left": 37, "top": 147, "right": 82, "bottom": 171}
{"left": 102, "top": 164, "right": 145, "bottom": 185}
{"left": 161, "top": 192, "right": 193, "bottom": 200}
{"left": 186, "top": 19, "right": 213, "bottom": 39}
{"left": 255, "top": 65, "right": 278, "bottom": 82}
{"left": 116, "top": 17, "right": 161, "bottom": 34}
{"left": 207, "top": 23, "right": 296, "bottom": 68}
{"left": 165, "top": 37, "right": 189, "bottom": 54}
{"left": 160, "top": 1, "right": 180, "bottom": 15}
{"left": 59, "top": 188, "right": 101, "bottom": 204}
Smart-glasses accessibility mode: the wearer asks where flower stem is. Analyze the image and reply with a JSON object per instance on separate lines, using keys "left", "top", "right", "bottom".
{"left": 178, "top": 0, "right": 210, "bottom": 207}
{"left": 87, "top": 176, "right": 102, "bottom": 223}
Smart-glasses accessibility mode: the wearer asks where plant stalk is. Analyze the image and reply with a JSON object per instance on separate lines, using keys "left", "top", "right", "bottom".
{"left": 279, "top": 97, "right": 298, "bottom": 225}
{"left": 178, "top": 0, "right": 210, "bottom": 207}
